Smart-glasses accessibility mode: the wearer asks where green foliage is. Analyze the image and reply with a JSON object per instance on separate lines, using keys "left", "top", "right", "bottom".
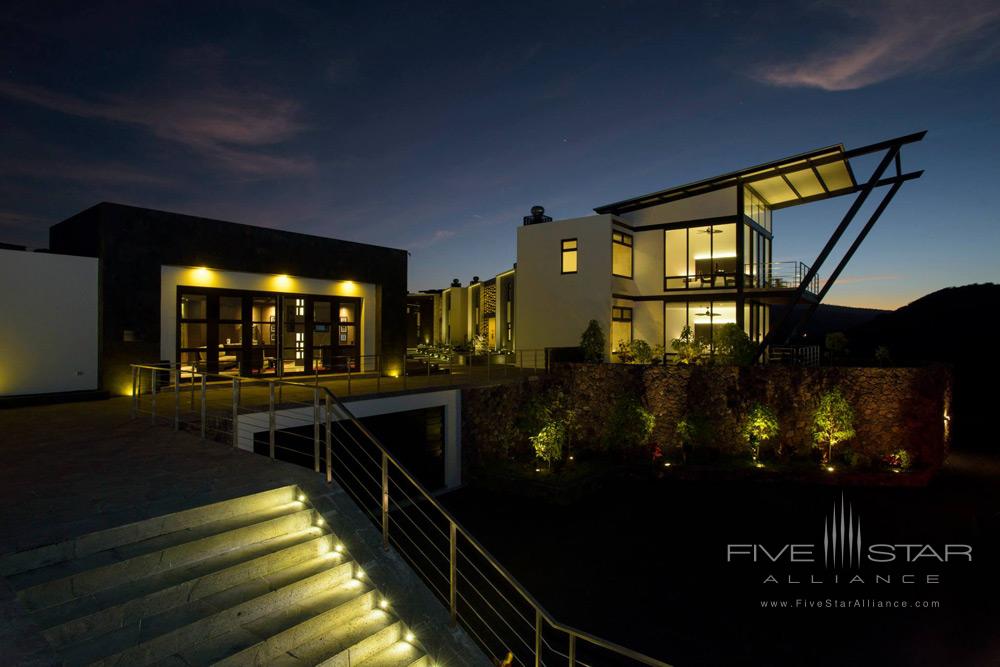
{"left": 825, "top": 332, "right": 849, "bottom": 356}
{"left": 715, "top": 324, "right": 757, "bottom": 366}
{"left": 615, "top": 338, "right": 653, "bottom": 364}
{"left": 843, "top": 450, "right": 873, "bottom": 468}
{"left": 530, "top": 420, "right": 566, "bottom": 467}
{"left": 813, "top": 388, "right": 856, "bottom": 464}
{"left": 740, "top": 403, "right": 779, "bottom": 461}
{"left": 883, "top": 449, "right": 912, "bottom": 470}
{"left": 671, "top": 325, "right": 707, "bottom": 365}
{"left": 600, "top": 397, "right": 655, "bottom": 453}
{"left": 580, "top": 320, "right": 606, "bottom": 363}
{"left": 874, "top": 345, "right": 892, "bottom": 366}
{"left": 650, "top": 344, "right": 666, "bottom": 365}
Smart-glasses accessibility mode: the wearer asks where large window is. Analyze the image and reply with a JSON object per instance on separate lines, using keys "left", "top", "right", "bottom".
{"left": 611, "top": 306, "right": 633, "bottom": 350}
{"left": 178, "top": 287, "right": 360, "bottom": 377}
{"left": 561, "top": 238, "right": 578, "bottom": 274}
{"left": 664, "top": 300, "right": 767, "bottom": 355}
{"left": 744, "top": 186, "right": 771, "bottom": 232}
{"left": 664, "top": 223, "right": 736, "bottom": 289}
{"left": 612, "top": 230, "right": 633, "bottom": 278}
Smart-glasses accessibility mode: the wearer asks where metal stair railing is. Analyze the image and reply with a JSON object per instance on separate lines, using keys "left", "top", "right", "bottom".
{"left": 129, "top": 362, "right": 670, "bottom": 667}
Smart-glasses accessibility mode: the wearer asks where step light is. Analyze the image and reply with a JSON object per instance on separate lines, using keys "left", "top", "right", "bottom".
{"left": 404, "top": 630, "right": 416, "bottom": 643}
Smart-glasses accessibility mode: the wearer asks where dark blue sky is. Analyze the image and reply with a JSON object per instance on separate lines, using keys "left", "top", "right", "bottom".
{"left": 2, "top": 0, "right": 998, "bottom": 308}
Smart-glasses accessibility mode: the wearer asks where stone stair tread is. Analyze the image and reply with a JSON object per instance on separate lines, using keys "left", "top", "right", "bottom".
{"left": 55, "top": 557, "right": 352, "bottom": 666}
{"left": 270, "top": 615, "right": 402, "bottom": 667}
{"left": 355, "top": 642, "right": 428, "bottom": 667}
{"left": 35, "top": 528, "right": 327, "bottom": 632}
{"left": 11, "top": 500, "right": 308, "bottom": 591}
{"left": 172, "top": 579, "right": 373, "bottom": 665}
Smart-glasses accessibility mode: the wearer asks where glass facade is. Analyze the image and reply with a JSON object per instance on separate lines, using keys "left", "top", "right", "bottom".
{"left": 664, "top": 223, "right": 737, "bottom": 289}
{"left": 744, "top": 186, "right": 771, "bottom": 232}
{"left": 664, "top": 300, "right": 768, "bottom": 353}
{"left": 177, "top": 287, "right": 361, "bottom": 376}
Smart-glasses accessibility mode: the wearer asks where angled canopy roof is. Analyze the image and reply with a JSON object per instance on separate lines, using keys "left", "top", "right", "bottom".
{"left": 594, "top": 143, "right": 859, "bottom": 215}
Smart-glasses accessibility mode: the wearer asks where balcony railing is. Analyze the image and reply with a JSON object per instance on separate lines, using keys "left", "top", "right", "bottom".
{"left": 748, "top": 261, "right": 820, "bottom": 294}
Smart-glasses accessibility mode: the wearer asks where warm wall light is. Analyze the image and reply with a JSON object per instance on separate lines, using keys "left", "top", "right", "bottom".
{"left": 191, "top": 266, "right": 214, "bottom": 285}
{"left": 273, "top": 274, "right": 293, "bottom": 289}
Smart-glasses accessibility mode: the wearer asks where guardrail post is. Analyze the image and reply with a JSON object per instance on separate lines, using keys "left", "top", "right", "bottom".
{"left": 150, "top": 368, "right": 157, "bottom": 424}
{"left": 486, "top": 351, "right": 491, "bottom": 381}
{"left": 313, "top": 387, "right": 321, "bottom": 473}
{"left": 568, "top": 634, "right": 576, "bottom": 666}
{"left": 231, "top": 378, "right": 239, "bottom": 449}
{"left": 381, "top": 452, "right": 389, "bottom": 549}
{"left": 173, "top": 366, "right": 180, "bottom": 431}
{"left": 200, "top": 373, "right": 206, "bottom": 440}
{"left": 376, "top": 355, "right": 381, "bottom": 393}
{"left": 325, "top": 394, "right": 332, "bottom": 484}
{"left": 130, "top": 366, "right": 138, "bottom": 418}
{"left": 402, "top": 360, "right": 407, "bottom": 390}
{"left": 268, "top": 382, "right": 276, "bottom": 460}
{"left": 347, "top": 357, "right": 352, "bottom": 395}
{"left": 449, "top": 521, "right": 457, "bottom": 624}
{"left": 535, "top": 608, "right": 543, "bottom": 667}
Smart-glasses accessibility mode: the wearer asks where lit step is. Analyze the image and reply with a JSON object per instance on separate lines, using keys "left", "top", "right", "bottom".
{"left": 272, "top": 617, "right": 406, "bottom": 667}
{"left": 356, "top": 642, "right": 431, "bottom": 667}
{"left": 17, "top": 504, "right": 317, "bottom": 611}
{"left": 0, "top": 485, "right": 300, "bottom": 577}
{"left": 59, "top": 557, "right": 355, "bottom": 666}
{"left": 38, "top": 531, "right": 335, "bottom": 648}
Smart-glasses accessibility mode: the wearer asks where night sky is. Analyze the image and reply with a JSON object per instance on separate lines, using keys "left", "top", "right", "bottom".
{"left": 2, "top": 1, "right": 998, "bottom": 309}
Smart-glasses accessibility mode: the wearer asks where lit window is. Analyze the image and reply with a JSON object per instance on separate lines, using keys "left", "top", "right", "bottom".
{"left": 612, "top": 231, "right": 633, "bottom": 278}
{"left": 611, "top": 306, "right": 633, "bottom": 350}
{"left": 561, "top": 239, "right": 578, "bottom": 274}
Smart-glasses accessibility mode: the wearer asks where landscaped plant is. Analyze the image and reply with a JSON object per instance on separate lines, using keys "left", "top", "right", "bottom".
{"left": 472, "top": 334, "right": 489, "bottom": 354}
{"left": 813, "top": 388, "right": 856, "bottom": 465}
{"left": 530, "top": 420, "right": 566, "bottom": 469}
{"left": 600, "top": 397, "right": 655, "bottom": 454}
{"left": 614, "top": 340, "right": 634, "bottom": 363}
{"left": 874, "top": 345, "right": 892, "bottom": 366}
{"left": 580, "top": 320, "right": 606, "bottom": 363}
{"left": 629, "top": 339, "right": 653, "bottom": 364}
{"left": 883, "top": 448, "right": 912, "bottom": 471}
{"left": 674, "top": 415, "right": 707, "bottom": 462}
{"left": 671, "top": 325, "right": 706, "bottom": 365}
{"left": 650, "top": 343, "right": 666, "bottom": 365}
{"left": 740, "top": 403, "right": 779, "bottom": 462}
{"left": 825, "top": 332, "right": 849, "bottom": 361}
{"left": 715, "top": 324, "right": 757, "bottom": 366}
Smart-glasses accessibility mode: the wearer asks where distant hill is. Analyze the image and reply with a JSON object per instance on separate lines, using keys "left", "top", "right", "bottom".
{"left": 846, "top": 283, "right": 1000, "bottom": 363}
{"left": 771, "top": 302, "right": 887, "bottom": 342}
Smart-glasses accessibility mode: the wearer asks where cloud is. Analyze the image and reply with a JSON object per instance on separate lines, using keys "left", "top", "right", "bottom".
{"left": 754, "top": 0, "right": 1000, "bottom": 91}
{"left": 0, "top": 79, "right": 314, "bottom": 177}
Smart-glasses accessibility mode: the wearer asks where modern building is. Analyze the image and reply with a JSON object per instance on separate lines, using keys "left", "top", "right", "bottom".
{"left": 2, "top": 202, "right": 408, "bottom": 397}
{"left": 438, "top": 132, "right": 923, "bottom": 359}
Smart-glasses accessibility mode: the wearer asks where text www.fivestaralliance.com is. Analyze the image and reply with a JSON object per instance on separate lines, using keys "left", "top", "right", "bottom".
{"left": 761, "top": 599, "right": 941, "bottom": 609}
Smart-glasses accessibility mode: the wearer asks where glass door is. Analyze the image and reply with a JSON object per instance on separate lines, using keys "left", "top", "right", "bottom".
{"left": 281, "top": 296, "right": 306, "bottom": 375}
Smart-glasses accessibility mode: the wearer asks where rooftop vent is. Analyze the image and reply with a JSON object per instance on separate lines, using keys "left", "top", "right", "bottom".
{"left": 522, "top": 205, "right": 552, "bottom": 226}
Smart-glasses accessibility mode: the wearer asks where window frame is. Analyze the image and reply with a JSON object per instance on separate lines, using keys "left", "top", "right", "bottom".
{"left": 611, "top": 230, "right": 634, "bottom": 278}
{"left": 560, "top": 238, "right": 578, "bottom": 275}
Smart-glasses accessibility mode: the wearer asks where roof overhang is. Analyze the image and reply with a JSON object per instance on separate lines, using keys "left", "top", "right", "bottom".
{"left": 593, "top": 135, "right": 929, "bottom": 215}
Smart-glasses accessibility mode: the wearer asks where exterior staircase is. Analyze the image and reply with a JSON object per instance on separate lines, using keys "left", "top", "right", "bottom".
{"left": 0, "top": 484, "right": 431, "bottom": 667}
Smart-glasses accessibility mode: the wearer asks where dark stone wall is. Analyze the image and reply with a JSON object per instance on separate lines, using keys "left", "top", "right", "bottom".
{"left": 49, "top": 202, "right": 408, "bottom": 392}
{"left": 462, "top": 363, "right": 953, "bottom": 469}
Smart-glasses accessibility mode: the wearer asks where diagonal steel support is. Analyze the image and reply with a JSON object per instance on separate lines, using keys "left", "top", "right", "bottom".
{"left": 785, "top": 173, "right": 917, "bottom": 341}
{"left": 755, "top": 139, "right": 916, "bottom": 362}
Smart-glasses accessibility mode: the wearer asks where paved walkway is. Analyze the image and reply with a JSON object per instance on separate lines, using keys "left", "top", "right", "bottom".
{"left": 0, "top": 397, "right": 487, "bottom": 665}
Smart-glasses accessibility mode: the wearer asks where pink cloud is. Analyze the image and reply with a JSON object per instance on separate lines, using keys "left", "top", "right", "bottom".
{"left": 754, "top": 0, "right": 1000, "bottom": 91}
{"left": 0, "top": 79, "right": 314, "bottom": 177}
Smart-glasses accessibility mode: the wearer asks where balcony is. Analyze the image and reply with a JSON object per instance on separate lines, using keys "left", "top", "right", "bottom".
{"left": 749, "top": 261, "right": 820, "bottom": 294}
{"left": 663, "top": 260, "right": 820, "bottom": 294}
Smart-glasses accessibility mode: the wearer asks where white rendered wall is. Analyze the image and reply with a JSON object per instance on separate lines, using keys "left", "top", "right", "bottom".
{"left": 442, "top": 286, "right": 468, "bottom": 344}
{"left": 516, "top": 214, "right": 614, "bottom": 356}
{"left": 159, "top": 266, "right": 376, "bottom": 364}
{"left": 619, "top": 187, "right": 737, "bottom": 226}
{"left": 0, "top": 249, "right": 98, "bottom": 396}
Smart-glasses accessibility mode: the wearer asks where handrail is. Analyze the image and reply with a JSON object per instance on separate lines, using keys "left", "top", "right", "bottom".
{"left": 129, "top": 362, "right": 670, "bottom": 667}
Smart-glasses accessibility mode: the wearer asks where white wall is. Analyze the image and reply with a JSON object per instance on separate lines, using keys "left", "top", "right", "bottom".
{"left": 441, "top": 286, "right": 468, "bottom": 344}
{"left": 159, "top": 265, "right": 376, "bottom": 364}
{"left": 516, "top": 214, "right": 613, "bottom": 355}
{"left": 619, "top": 187, "right": 737, "bottom": 227}
{"left": 0, "top": 249, "right": 98, "bottom": 396}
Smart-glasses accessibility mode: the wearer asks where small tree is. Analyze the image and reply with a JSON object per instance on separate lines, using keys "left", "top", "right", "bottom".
{"left": 825, "top": 332, "right": 849, "bottom": 362}
{"left": 531, "top": 420, "right": 566, "bottom": 469}
{"left": 671, "top": 325, "right": 707, "bottom": 365}
{"left": 601, "top": 397, "right": 655, "bottom": 454}
{"left": 715, "top": 324, "right": 757, "bottom": 366}
{"left": 580, "top": 320, "right": 606, "bottom": 363}
{"left": 874, "top": 345, "right": 892, "bottom": 366}
{"left": 741, "top": 403, "right": 779, "bottom": 462}
{"left": 813, "top": 388, "right": 856, "bottom": 465}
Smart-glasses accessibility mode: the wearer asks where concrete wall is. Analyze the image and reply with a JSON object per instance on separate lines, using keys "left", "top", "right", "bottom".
{"left": 441, "top": 286, "right": 468, "bottom": 345}
{"left": 160, "top": 265, "right": 376, "bottom": 365}
{"left": 618, "top": 186, "right": 737, "bottom": 226}
{"left": 0, "top": 249, "right": 98, "bottom": 396}
{"left": 516, "top": 214, "right": 614, "bottom": 356}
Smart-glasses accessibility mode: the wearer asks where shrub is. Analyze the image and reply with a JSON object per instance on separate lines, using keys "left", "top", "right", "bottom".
{"left": 883, "top": 449, "right": 912, "bottom": 470}
{"left": 874, "top": 345, "right": 892, "bottom": 366}
{"left": 614, "top": 340, "right": 634, "bottom": 364}
{"left": 580, "top": 320, "right": 606, "bottom": 363}
{"left": 671, "top": 325, "right": 706, "bottom": 365}
{"left": 813, "top": 388, "right": 856, "bottom": 465}
{"left": 531, "top": 420, "right": 566, "bottom": 468}
{"left": 740, "top": 403, "right": 779, "bottom": 461}
{"left": 629, "top": 339, "right": 653, "bottom": 364}
{"left": 601, "top": 397, "right": 655, "bottom": 454}
{"left": 825, "top": 332, "right": 849, "bottom": 359}
{"left": 715, "top": 324, "right": 757, "bottom": 366}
